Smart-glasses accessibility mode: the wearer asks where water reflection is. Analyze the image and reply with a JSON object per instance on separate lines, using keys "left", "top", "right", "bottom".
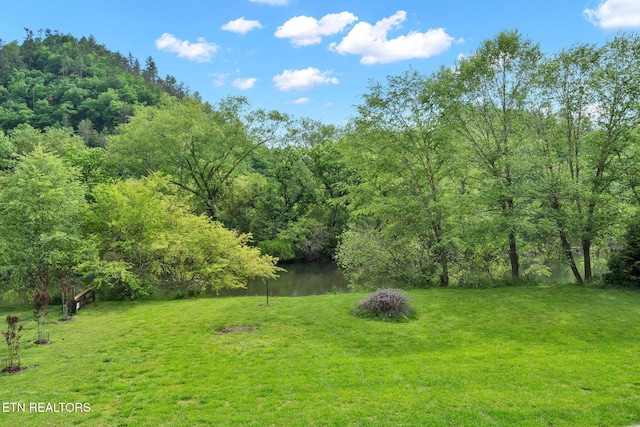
{"left": 215, "top": 262, "right": 350, "bottom": 297}
{"left": 212, "top": 258, "right": 608, "bottom": 298}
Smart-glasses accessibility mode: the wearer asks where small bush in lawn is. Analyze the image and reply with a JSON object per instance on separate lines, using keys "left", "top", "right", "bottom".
{"left": 354, "top": 289, "right": 416, "bottom": 321}
{"left": 2, "top": 315, "right": 23, "bottom": 373}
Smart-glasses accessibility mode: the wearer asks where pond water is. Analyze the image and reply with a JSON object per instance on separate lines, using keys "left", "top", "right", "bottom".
{"left": 212, "top": 257, "right": 608, "bottom": 298}
{"left": 215, "top": 261, "right": 350, "bottom": 297}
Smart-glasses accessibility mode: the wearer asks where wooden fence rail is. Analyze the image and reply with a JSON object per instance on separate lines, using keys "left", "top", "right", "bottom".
{"left": 72, "top": 288, "right": 95, "bottom": 314}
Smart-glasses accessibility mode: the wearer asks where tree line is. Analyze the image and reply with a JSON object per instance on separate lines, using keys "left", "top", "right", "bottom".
{"left": 338, "top": 30, "right": 640, "bottom": 289}
{"left": 1, "top": 29, "right": 639, "bottom": 304}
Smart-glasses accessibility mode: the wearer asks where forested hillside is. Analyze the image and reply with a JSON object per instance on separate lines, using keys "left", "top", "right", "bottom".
{"left": 0, "top": 29, "right": 190, "bottom": 141}
{"left": 1, "top": 29, "right": 640, "bottom": 304}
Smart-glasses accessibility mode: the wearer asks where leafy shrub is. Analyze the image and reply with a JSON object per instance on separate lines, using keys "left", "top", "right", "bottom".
{"left": 2, "top": 315, "right": 23, "bottom": 373}
{"left": 605, "top": 215, "right": 640, "bottom": 288}
{"left": 353, "top": 289, "right": 416, "bottom": 321}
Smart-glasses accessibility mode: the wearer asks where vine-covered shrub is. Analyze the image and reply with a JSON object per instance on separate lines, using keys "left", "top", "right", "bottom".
{"left": 605, "top": 215, "right": 640, "bottom": 288}
{"left": 353, "top": 288, "right": 416, "bottom": 321}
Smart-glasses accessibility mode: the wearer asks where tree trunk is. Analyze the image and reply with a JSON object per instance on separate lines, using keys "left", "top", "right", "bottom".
{"left": 509, "top": 230, "right": 519, "bottom": 278}
{"left": 502, "top": 197, "right": 520, "bottom": 278}
{"left": 432, "top": 220, "right": 449, "bottom": 287}
{"left": 204, "top": 182, "right": 219, "bottom": 221}
{"left": 206, "top": 200, "right": 218, "bottom": 221}
{"left": 440, "top": 247, "right": 449, "bottom": 287}
{"left": 550, "top": 194, "right": 583, "bottom": 283}
{"left": 582, "top": 238, "right": 592, "bottom": 281}
{"left": 560, "top": 232, "right": 583, "bottom": 283}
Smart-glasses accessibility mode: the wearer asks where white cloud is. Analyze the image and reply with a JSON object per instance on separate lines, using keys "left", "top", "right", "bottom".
{"left": 233, "top": 77, "right": 258, "bottom": 90}
{"left": 273, "top": 67, "right": 339, "bottom": 91}
{"left": 156, "top": 33, "right": 218, "bottom": 62}
{"left": 250, "top": 0, "right": 289, "bottom": 5}
{"left": 584, "top": 0, "right": 640, "bottom": 29}
{"left": 210, "top": 72, "right": 229, "bottom": 87}
{"left": 275, "top": 12, "right": 358, "bottom": 47}
{"left": 293, "top": 97, "right": 311, "bottom": 104}
{"left": 222, "top": 17, "right": 263, "bottom": 34}
{"left": 329, "top": 10, "right": 454, "bottom": 64}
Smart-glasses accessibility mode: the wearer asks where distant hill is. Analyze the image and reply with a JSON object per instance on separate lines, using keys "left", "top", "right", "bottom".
{"left": 0, "top": 28, "right": 193, "bottom": 144}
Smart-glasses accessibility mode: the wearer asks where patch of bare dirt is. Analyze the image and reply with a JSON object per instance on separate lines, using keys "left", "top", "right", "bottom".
{"left": 1, "top": 366, "right": 27, "bottom": 374}
{"left": 216, "top": 325, "right": 257, "bottom": 335}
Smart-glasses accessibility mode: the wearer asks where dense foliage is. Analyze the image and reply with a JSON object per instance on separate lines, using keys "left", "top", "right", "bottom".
{"left": 337, "top": 31, "right": 640, "bottom": 289}
{"left": 1, "top": 29, "right": 640, "bottom": 301}
{"left": 0, "top": 147, "right": 91, "bottom": 300}
{"left": 605, "top": 215, "right": 640, "bottom": 288}
{"left": 79, "top": 174, "right": 280, "bottom": 299}
{"left": 0, "top": 29, "right": 189, "bottom": 137}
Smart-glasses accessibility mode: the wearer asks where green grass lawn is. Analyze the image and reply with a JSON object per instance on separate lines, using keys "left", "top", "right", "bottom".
{"left": 1, "top": 284, "right": 640, "bottom": 426}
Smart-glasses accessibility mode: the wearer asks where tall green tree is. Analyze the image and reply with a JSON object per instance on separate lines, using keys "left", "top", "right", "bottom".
{"left": 0, "top": 148, "right": 91, "bottom": 301}
{"left": 527, "top": 43, "right": 600, "bottom": 283}
{"left": 108, "top": 95, "right": 287, "bottom": 221}
{"left": 340, "top": 70, "right": 458, "bottom": 287}
{"left": 533, "top": 35, "right": 640, "bottom": 281}
{"left": 437, "top": 30, "right": 543, "bottom": 278}
{"left": 579, "top": 34, "right": 640, "bottom": 280}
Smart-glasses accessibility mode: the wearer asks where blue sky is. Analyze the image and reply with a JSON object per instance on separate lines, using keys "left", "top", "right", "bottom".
{"left": 1, "top": 0, "right": 640, "bottom": 124}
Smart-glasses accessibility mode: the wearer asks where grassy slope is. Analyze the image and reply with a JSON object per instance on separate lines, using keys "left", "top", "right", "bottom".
{"left": 1, "top": 285, "right": 640, "bottom": 426}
